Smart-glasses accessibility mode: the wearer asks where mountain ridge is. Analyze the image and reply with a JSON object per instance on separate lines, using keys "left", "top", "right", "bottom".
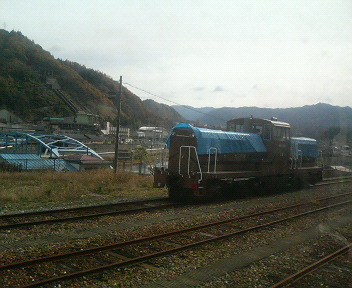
{"left": 173, "top": 103, "right": 352, "bottom": 138}
{"left": 1, "top": 29, "right": 351, "bottom": 141}
{"left": 0, "top": 29, "right": 180, "bottom": 128}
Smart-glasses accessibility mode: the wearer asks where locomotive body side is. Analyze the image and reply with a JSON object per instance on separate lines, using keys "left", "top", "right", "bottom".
{"left": 153, "top": 118, "right": 323, "bottom": 201}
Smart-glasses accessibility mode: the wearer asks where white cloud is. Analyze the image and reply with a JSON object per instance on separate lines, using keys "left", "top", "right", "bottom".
{"left": 1, "top": 0, "right": 351, "bottom": 108}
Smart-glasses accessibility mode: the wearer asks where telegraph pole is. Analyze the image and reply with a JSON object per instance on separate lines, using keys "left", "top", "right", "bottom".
{"left": 113, "top": 76, "right": 122, "bottom": 173}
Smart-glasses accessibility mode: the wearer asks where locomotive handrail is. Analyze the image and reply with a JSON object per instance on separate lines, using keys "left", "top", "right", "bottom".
{"left": 291, "top": 150, "right": 303, "bottom": 169}
{"left": 298, "top": 150, "right": 303, "bottom": 168}
{"left": 318, "top": 150, "right": 324, "bottom": 167}
{"left": 290, "top": 141, "right": 297, "bottom": 169}
{"left": 290, "top": 141, "right": 303, "bottom": 169}
{"left": 207, "top": 147, "right": 218, "bottom": 173}
{"left": 179, "top": 146, "right": 203, "bottom": 181}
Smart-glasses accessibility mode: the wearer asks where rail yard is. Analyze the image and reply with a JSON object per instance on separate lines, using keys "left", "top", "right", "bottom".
{"left": 0, "top": 176, "right": 351, "bottom": 287}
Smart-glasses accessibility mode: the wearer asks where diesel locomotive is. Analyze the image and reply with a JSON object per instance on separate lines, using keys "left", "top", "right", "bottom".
{"left": 153, "top": 117, "right": 323, "bottom": 201}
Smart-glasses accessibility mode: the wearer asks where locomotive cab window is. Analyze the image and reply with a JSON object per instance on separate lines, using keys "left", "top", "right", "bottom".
{"left": 273, "top": 126, "right": 290, "bottom": 139}
{"left": 263, "top": 124, "right": 271, "bottom": 140}
{"left": 251, "top": 124, "right": 263, "bottom": 135}
{"left": 236, "top": 124, "right": 244, "bottom": 132}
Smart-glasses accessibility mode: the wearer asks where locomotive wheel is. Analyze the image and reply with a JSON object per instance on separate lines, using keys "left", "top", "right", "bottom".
{"left": 290, "top": 175, "right": 304, "bottom": 189}
{"left": 203, "top": 182, "right": 223, "bottom": 201}
{"left": 248, "top": 178, "right": 266, "bottom": 195}
{"left": 308, "top": 173, "right": 321, "bottom": 185}
{"left": 168, "top": 186, "right": 186, "bottom": 201}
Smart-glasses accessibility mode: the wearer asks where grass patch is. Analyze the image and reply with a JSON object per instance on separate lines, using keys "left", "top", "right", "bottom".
{"left": 0, "top": 170, "right": 167, "bottom": 211}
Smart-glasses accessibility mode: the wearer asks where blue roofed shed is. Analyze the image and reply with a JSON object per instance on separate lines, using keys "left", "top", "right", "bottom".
{"left": 167, "top": 123, "right": 267, "bottom": 155}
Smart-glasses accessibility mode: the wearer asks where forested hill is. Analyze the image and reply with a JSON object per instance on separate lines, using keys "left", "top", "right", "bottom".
{"left": 0, "top": 29, "right": 181, "bottom": 128}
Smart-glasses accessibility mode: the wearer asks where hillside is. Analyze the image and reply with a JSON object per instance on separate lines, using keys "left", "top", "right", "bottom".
{"left": 0, "top": 29, "right": 179, "bottom": 128}
{"left": 143, "top": 99, "right": 185, "bottom": 125}
{"left": 1, "top": 29, "right": 351, "bottom": 140}
{"left": 172, "top": 105, "right": 215, "bottom": 122}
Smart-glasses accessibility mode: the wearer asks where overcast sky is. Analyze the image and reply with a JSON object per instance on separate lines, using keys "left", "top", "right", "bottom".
{"left": 1, "top": 0, "right": 351, "bottom": 108}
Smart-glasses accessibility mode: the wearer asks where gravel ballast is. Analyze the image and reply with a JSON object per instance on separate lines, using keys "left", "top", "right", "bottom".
{"left": 0, "top": 182, "right": 351, "bottom": 287}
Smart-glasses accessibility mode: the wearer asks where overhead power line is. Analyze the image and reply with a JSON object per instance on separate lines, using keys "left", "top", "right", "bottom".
{"left": 124, "top": 82, "right": 228, "bottom": 123}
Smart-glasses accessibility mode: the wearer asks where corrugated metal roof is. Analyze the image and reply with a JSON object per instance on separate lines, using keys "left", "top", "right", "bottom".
{"left": 0, "top": 153, "right": 68, "bottom": 171}
{"left": 0, "top": 153, "right": 42, "bottom": 160}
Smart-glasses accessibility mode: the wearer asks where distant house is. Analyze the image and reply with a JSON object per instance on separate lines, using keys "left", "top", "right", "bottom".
{"left": 0, "top": 109, "right": 23, "bottom": 124}
{"left": 43, "top": 112, "right": 101, "bottom": 133}
{"left": 138, "top": 126, "right": 166, "bottom": 140}
{"left": 63, "top": 154, "right": 111, "bottom": 171}
{"left": 101, "top": 122, "right": 130, "bottom": 138}
{"left": 64, "top": 112, "right": 100, "bottom": 125}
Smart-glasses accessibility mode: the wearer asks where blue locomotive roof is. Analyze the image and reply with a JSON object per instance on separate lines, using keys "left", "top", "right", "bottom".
{"left": 291, "top": 137, "right": 319, "bottom": 158}
{"left": 167, "top": 123, "right": 267, "bottom": 155}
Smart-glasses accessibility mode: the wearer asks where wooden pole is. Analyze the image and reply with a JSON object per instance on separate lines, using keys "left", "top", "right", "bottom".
{"left": 113, "top": 76, "right": 122, "bottom": 173}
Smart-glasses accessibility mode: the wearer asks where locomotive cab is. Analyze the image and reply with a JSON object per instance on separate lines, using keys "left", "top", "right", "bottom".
{"left": 227, "top": 117, "right": 291, "bottom": 142}
{"left": 227, "top": 117, "right": 291, "bottom": 170}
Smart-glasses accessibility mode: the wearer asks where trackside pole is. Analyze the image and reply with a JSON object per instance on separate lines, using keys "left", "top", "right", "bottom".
{"left": 113, "top": 76, "right": 122, "bottom": 173}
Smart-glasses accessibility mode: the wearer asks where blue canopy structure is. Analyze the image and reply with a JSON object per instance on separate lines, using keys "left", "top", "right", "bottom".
{"left": 167, "top": 123, "right": 267, "bottom": 155}
{"left": 0, "top": 132, "right": 104, "bottom": 171}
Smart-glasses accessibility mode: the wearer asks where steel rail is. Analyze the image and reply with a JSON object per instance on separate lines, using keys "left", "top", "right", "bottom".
{"left": 2, "top": 195, "right": 351, "bottom": 287}
{"left": 317, "top": 175, "right": 352, "bottom": 185}
{"left": 322, "top": 176, "right": 352, "bottom": 182}
{"left": 17, "top": 199, "right": 352, "bottom": 288}
{"left": 1, "top": 177, "right": 350, "bottom": 230}
{"left": 1, "top": 192, "right": 351, "bottom": 272}
{"left": 269, "top": 243, "right": 352, "bottom": 288}
{"left": 0, "top": 200, "right": 175, "bottom": 230}
{"left": 316, "top": 179, "right": 352, "bottom": 186}
{"left": 0, "top": 197, "right": 168, "bottom": 219}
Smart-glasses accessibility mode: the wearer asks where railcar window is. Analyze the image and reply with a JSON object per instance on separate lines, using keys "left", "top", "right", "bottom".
{"left": 284, "top": 128, "right": 290, "bottom": 139}
{"left": 273, "top": 126, "right": 290, "bottom": 139}
{"left": 228, "top": 123, "right": 244, "bottom": 132}
{"left": 273, "top": 127, "right": 279, "bottom": 138}
{"left": 252, "top": 125, "right": 263, "bottom": 134}
{"left": 235, "top": 124, "right": 244, "bottom": 132}
{"left": 263, "top": 124, "right": 271, "bottom": 140}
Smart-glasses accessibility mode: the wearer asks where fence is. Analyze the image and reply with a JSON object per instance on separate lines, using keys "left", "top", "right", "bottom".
{"left": 117, "top": 147, "right": 169, "bottom": 175}
{"left": 0, "top": 158, "right": 67, "bottom": 171}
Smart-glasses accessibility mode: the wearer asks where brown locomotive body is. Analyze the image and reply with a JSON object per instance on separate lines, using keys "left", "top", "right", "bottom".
{"left": 154, "top": 117, "right": 322, "bottom": 201}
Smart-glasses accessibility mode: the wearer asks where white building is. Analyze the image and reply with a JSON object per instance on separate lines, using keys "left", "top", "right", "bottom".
{"left": 101, "top": 122, "right": 130, "bottom": 138}
{"left": 138, "top": 126, "right": 165, "bottom": 139}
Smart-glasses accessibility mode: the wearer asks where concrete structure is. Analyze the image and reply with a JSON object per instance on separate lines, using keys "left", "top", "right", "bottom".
{"left": 138, "top": 126, "right": 167, "bottom": 140}
{"left": 101, "top": 122, "right": 130, "bottom": 138}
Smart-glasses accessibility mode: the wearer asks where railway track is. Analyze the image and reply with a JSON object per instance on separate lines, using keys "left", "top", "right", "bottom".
{"left": 1, "top": 191, "right": 351, "bottom": 287}
{"left": 270, "top": 243, "right": 352, "bottom": 288}
{"left": 317, "top": 175, "right": 352, "bottom": 186}
{"left": 0, "top": 197, "right": 175, "bottom": 230}
{"left": 0, "top": 176, "right": 350, "bottom": 230}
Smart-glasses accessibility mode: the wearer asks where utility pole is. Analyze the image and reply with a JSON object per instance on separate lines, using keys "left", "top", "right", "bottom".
{"left": 113, "top": 76, "right": 122, "bottom": 173}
